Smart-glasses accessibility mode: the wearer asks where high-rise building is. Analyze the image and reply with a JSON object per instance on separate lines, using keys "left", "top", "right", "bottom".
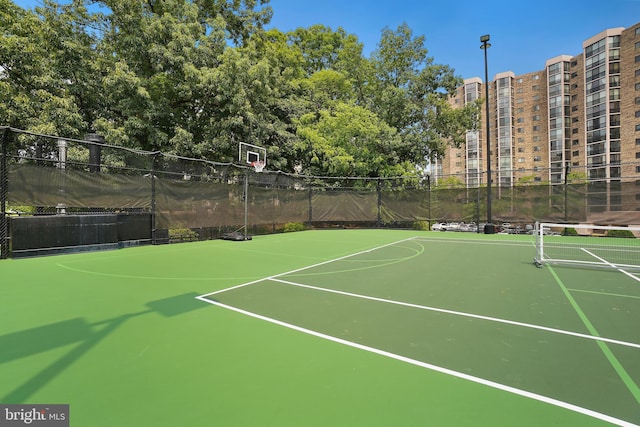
{"left": 443, "top": 22, "right": 640, "bottom": 192}
{"left": 441, "top": 22, "right": 640, "bottom": 221}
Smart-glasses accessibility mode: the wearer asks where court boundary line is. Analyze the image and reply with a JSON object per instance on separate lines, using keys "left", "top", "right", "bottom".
{"left": 548, "top": 264, "right": 640, "bottom": 407}
{"left": 195, "top": 295, "right": 639, "bottom": 427}
{"left": 581, "top": 248, "right": 640, "bottom": 282}
{"left": 196, "top": 235, "right": 640, "bottom": 426}
{"left": 197, "top": 236, "right": 420, "bottom": 299}
{"left": 568, "top": 288, "right": 640, "bottom": 299}
{"left": 268, "top": 277, "right": 640, "bottom": 350}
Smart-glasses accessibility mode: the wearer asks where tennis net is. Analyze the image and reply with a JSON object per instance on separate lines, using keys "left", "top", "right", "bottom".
{"left": 534, "top": 222, "right": 640, "bottom": 271}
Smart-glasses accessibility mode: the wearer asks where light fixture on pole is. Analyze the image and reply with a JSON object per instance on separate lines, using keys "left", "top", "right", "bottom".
{"left": 480, "top": 34, "right": 494, "bottom": 234}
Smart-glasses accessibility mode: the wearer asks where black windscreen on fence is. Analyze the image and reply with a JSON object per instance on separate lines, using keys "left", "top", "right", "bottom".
{"left": 2, "top": 126, "right": 640, "bottom": 258}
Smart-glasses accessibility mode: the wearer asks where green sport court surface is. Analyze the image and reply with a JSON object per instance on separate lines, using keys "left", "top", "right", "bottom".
{"left": 1, "top": 230, "right": 639, "bottom": 426}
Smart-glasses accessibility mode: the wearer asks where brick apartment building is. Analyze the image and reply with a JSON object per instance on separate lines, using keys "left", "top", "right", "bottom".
{"left": 440, "top": 22, "right": 640, "bottom": 218}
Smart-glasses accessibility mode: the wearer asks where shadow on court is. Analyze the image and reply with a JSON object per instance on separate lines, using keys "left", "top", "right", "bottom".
{"left": 0, "top": 292, "right": 206, "bottom": 403}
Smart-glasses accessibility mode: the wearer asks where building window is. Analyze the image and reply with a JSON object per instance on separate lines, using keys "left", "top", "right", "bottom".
{"left": 573, "top": 140, "right": 579, "bottom": 145}
{"left": 636, "top": 110, "right": 640, "bottom": 118}
{"left": 533, "top": 146, "right": 540, "bottom": 152}
{"left": 573, "top": 150, "right": 579, "bottom": 156}
{"left": 636, "top": 138, "right": 640, "bottom": 145}
{"left": 636, "top": 97, "right": 640, "bottom": 105}
{"left": 610, "top": 88, "right": 620, "bottom": 100}
{"left": 636, "top": 55, "right": 640, "bottom": 63}
{"left": 518, "top": 147, "right": 525, "bottom": 153}
{"left": 532, "top": 126, "right": 539, "bottom": 132}
{"left": 610, "top": 62, "right": 621, "bottom": 74}
{"left": 517, "top": 117, "right": 524, "bottom": 123}
{"left": 518, "top": 157, "right": 525, "bottom": 163}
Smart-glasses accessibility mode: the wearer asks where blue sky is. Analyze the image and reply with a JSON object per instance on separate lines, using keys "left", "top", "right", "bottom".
{"left": 13, "top": 0, "right": 640, "bottom": 79}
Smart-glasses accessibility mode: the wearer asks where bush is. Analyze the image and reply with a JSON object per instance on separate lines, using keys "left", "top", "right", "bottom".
{"left": 6, "top": 205, "right": 35, "bottom": 215}
{"left": 562, "top": 227, "right": 578, "bottom": 236}
{"left": 283, "top": 222, "right": 306, "bottom": 232}
{"left": 169, "top": 227, "right": 199, "bottom": 242}
{"left": 606, "top": 229, "right": 635, "bottom": 238}
{"left": 412, "top": 221, "right": 430, "bottom": 231}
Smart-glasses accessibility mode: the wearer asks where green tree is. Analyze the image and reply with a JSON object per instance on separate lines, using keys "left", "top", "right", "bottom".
{"left": 0, "top": 0, "right": 91, "bottom": 136}
{"left": 93, "top": 0, "right": 274, "bottom": 155}
{"left": 295, "top": 102, "right": 411, "bottom": 178}
{"left": 2, "top": 2, "right": 475, "bottom": 183}
{"left": 369, "top": 23, "right": 479, "bottom": 163}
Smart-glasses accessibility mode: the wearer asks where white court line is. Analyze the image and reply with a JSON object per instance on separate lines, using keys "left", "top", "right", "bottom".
{"left": 195, "top": 295, "right": 639, "bottom": 427}
{"left": 412, "top": 236, "right": 533, "bottom": 247}
{"left": 196, "top": 236, "right": 640, "bottom": 426}
{"left": 270, "top": 277, "right": 640, "bottom": 350}
{"left": 197, "top": 236, "right": 419, "bottom": 299}
{"left": 581, "top": 248, "right": 640, "bottom": 282}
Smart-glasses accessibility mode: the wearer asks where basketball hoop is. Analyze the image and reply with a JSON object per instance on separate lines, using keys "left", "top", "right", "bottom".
{"left": 251, "top": 160, "right": 266, "bottom": 172}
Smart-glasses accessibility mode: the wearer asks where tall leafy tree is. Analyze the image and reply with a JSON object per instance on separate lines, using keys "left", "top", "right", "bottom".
{"left": 369, "top": 23, "right": 479, "bottom": 162}
{"left": 295, "top": 102, "right": 409, "bottom": 178}
{"left": 0, "top": 0, "right": 95, "bottom": 136}
{"left": 93, "top": 0, "right": 273, "bottom": 155}
{"left": 2, "top": 1, "right": 476, "bottom": 180}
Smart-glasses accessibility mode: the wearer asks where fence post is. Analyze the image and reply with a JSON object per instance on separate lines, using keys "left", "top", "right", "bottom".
{"left": 308, "top": 186, "right": 313, "bottom": 227}
{"left": 150, "top": 152, "right": 158, "bottom": 245}
{"left": 564, "top": 161, "right": 570, "bottom": 222}
{"left": 376, "top": 178, "right": 382, "bottom": 227}
{"left": 0, "top": 127, "right": 9, "bottom": 259}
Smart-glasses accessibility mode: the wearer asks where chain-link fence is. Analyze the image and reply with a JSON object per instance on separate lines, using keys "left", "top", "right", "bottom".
{"left": 2, "top": 126, "right": 639, "bottom": 258}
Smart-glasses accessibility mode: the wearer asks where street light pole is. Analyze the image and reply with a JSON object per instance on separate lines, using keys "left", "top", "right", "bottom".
{"left": 426, "top": 171, "right": 431, "bottom": 230}
{"left": 480, "top": 34, "right": 494, "bottom": 234}
{"left": 564, "top": 161, "right": 571, "bottom": 222}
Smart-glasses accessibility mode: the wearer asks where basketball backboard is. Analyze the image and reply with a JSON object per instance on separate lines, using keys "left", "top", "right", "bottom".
{"left": 238, "top": 142, "right": 267, "bottom": 167}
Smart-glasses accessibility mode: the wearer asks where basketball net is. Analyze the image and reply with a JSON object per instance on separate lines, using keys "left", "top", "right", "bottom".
{"left": 252, "top": 160, "right": 266, "bottom": 173}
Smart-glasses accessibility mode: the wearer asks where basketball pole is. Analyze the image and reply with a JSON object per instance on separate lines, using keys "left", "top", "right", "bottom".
{"left": 243, "top": 168, "right": 249, "bottom": 240}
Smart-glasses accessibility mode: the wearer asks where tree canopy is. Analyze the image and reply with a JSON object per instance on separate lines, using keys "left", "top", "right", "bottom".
{"left": 1, "top": 0, "right": 479, "bottom": 178}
